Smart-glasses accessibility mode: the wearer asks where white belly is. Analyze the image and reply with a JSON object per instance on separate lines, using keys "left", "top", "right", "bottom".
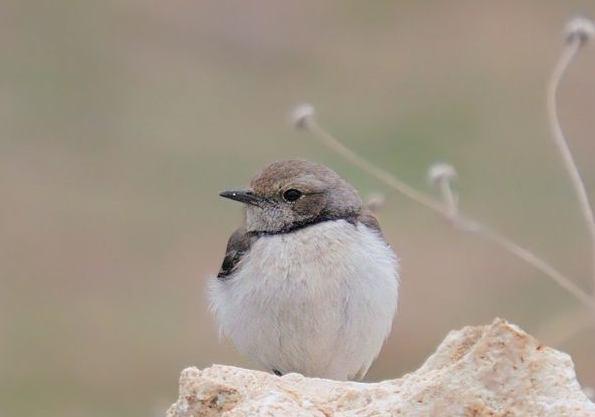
{"left": 209, "top": 219, "right": 399, "bottom": 380}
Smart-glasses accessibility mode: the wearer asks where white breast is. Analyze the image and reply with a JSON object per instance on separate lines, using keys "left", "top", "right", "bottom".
{"left": 209, "top": 219, "right": 399, "bottom": 380}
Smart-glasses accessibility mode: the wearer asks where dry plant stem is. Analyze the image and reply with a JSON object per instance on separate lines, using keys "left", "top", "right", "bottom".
{"left": 547, "top": 37, "right": 595, "bottom": 293}
{"left": 306, "top": 121, "right": 446, "bottom": 213}
{"left": 438, "top": 179, "right": 458, "bottom": 218}
{"left": 304, "top": 118, "right": 595, "bottom": 316}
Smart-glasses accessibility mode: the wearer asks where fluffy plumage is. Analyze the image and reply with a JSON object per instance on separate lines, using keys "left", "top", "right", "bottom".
{"left": 210, "top": 160, "right": 399, "bottom": 380}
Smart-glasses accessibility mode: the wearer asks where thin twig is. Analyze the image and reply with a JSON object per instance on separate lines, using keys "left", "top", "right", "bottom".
{"left": 428, "top": 163, "right": 459, "bottom": 218}
{"left": 547, "top": 31, "right": 595, "bottom": 294}
{"left": 305, "top": 120, "right": 447, "bottom": 213}
{"left": 439, "top": 180, "right": 458, "bottom": 218}
{"left": 300, "top": 116, "right": 595, "bottom": 316}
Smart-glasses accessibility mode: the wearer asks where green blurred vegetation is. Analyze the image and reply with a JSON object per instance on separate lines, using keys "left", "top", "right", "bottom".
{"left": 1, "top": 1, "right": 595, "bottom": 416}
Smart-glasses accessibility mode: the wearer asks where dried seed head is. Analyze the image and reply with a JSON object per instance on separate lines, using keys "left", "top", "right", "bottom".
{"left": 290, "top": 103, "right": 315, "bottom": 130}
{"left": 428, "top": 163, "right": 457, "bottom": 185}
{"left": 565, "top": 16, "right": 595, "bottom": 44}
{"left": 365, "top": 193, "right": 386, "bottom": 213}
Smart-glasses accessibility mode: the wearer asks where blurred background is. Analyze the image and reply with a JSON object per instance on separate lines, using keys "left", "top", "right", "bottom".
{"left": 2, "top": 1, "right": 595, "bottom": 416}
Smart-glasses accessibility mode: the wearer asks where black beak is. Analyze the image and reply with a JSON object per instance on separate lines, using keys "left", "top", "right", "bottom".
{"left": 219, "top": 190, "right": 262, "bottom": 206}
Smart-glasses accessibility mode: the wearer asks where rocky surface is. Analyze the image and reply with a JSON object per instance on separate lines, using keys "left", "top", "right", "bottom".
{"left": 166, "top": 319, "right": 595, "bottom": 416}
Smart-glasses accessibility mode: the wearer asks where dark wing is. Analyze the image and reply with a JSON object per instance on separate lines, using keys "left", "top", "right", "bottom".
{"left": 217, "top": 227, "right": 256, "bottom": 280}
{"left": 357, "top": 209, "right": 384, "bottom": 238}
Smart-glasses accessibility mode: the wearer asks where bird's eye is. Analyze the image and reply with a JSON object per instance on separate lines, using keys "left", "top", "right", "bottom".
{"left": 282, "top": 189, "right": 302, "bottom": 202}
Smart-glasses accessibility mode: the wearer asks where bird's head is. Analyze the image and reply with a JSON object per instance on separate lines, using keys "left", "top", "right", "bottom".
{"left": 220, "top": 160, "right": 362, "bottom": 234}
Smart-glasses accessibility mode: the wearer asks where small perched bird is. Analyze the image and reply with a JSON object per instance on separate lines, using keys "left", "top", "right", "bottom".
{"left": 210, "top": 160, "right": 399, "bottom": 380}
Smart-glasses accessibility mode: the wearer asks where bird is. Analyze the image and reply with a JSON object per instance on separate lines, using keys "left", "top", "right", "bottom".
{"left": 209, "top": 160, "right": 399, "bottom": 381}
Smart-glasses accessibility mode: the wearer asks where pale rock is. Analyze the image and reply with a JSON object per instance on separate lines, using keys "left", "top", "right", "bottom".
{"left": 166, "top": 318, "right": 595, "bottom": 417}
